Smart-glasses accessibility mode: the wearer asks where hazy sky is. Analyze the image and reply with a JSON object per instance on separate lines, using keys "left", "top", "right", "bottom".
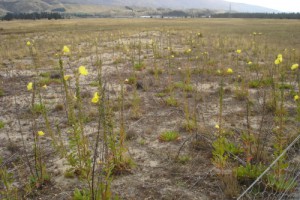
{"left": 227, "top": 0, "right": 300, "bottom": 12}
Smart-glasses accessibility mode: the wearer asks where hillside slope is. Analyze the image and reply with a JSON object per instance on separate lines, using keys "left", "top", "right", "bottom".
{"left": 0, "top": 0, "right": 277, "bottom": 14}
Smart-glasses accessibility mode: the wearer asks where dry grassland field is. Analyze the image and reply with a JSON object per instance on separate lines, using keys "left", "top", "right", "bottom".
{"left": 0, "top": 18, "right": 300, "bottom": 200}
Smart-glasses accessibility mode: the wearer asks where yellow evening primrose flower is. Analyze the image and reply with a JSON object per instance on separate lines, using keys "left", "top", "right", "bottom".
{"left": 92, "top": 93, "right": 99, "bottom": 103}
{"left": 277, "top": 54, "right": 283, "bottom": 62}
{"left": 62, "top": 45, "right": 70, "bottom": 54}
{"left": 215, "top": 124, "right": 220, "bottom": 129}
{"left": 26, "top": 41, "right": 31, "bottom": 46}
{"left": 64, "top": 75, "right": 71, "bottom": 81}
{"left": 227, "top": 68, "right": 233, "bottom": 74}
{"left": 27, "top": 82, "right": 33, "bottom": 91}
{"left": 38, "top": 131, "right": 45, "bottom": 136}
{"left": 274, "top": 59, "right": 280, "bottom": 65}
{"left": 236, "top": 49, "right": 242, "bottom": 54}
{"left": 294, "top": 95, "right": 299, "bottom": 101}
{"left": 247, "top": 61, "right": 253, "bottom": 65}
{"left": 78, "top": 66, "right": 88, "bottom": 76}
{"left": 91, "top": 92, "right": 100, "bottom": 104}
{"left": 291, "top": 64, "right": 299, "bottom": 71}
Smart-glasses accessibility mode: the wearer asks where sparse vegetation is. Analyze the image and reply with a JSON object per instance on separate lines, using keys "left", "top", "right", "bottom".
{"left": 159, "top": 131, "right": 180, "bottom": 142}
{"left": 0, "top": 18, "right": 299, "bottom": 200}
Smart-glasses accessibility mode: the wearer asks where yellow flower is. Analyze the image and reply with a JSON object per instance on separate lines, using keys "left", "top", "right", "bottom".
{"left": 236, "top": 49, "right": 242, "bottom": 54}
{"left": 78, "top": 66, "right": 88, "bottom": 76}
{"left": 62, "top": 45, "right": 70, "bottom": 54}
{"left": 38, "top": 131, "right": 45, "bottom": 136}
{"left": 171, "top": 55, "right": 174, "bottom": 58}
{"left": 291, "top": 64, "right": 299, "bottom": 70}
{"left": 215, "top": 124, "right": 220, "bottom": 129}
{"left": 247, "top": 61, "right": 252, "bottom": 65}
{"left": 227, "top": 68, "right": 233, "bottom": 74}
{"left": 26, "top": 41, "right": 31, "bottom": 46}
{"left": 64, "top": 75, "right": 71, "bottom": 81}
{"left": 274, "top": 58, "right": 281, "bottom": 65}
{"left": 294, "top": 95, "right": 299, "bottom": 101}
{"left": 42, "top": 85, "right": 47, "bottom": 89}
{"left": 91, "top": 92, "right": 99, "bottom": 103}
{"left": 217, "top": 69, "right": 221, "bottom": 74}
{"left": 274, "top": 54, "right": 283, "bottom": 65}
{"left": 27, "top": 82, "right": 33, "bottom": 91}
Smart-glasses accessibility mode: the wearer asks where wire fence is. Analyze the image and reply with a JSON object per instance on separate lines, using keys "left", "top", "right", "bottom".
{"left": 237, "top": 133, "right": 300, "bottom": 200}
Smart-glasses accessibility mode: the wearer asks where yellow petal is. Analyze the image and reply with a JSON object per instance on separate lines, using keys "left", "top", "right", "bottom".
{"left": 78, "top": 66, "right": 88, "bottom": 76}
{"left": 291, "top": 64, "right": 299, "bottom": 70}
{"left": 294, "top": 95, "right": 299, "bottom": 101}
{"left": 227, "top": 68, "right": 233, "bottom": 74}
{"left": 91, "top": 92, "right": 99, "bottom": 103}
{"left": 236, "top": 49, "right": 241, "bottom": 54}
{"left": 38, "top": 131, "right": 45, "bottom": 136}
{"left": 215, "top": 124, "right": 220, "bottom": 129}
{"left": 64, "top": 75, "right": 71, "bottom": 81}
{"left": 26, "top": 41, "right": 31, "bottom": 46}
{"left": 27, "top": 82, "right": 33, "bottom": 91}
{"left": 62, "top": 45, "right": 70, "bottom": 54}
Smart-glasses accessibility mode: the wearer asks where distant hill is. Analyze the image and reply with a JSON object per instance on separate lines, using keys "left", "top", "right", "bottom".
{"left": 59, "top": 0, "right": 278, "bottom": 12}
{"left": 0, "top": 0, "right": 278, "bottom": 15}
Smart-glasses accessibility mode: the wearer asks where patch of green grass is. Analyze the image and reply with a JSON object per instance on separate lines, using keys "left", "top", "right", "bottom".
{"left": 39, "top": 72, "right": 51, "bottom": 78}
{"left": 159, "top": 131, "right": 180, "bottom": 142}
{"left": 0, "top": 120, "right": 5, "bottom": 129}
{"left": 31, "top": 103, "right": 46, "bottom": 115}
{"left": 278, "top": 83, "right": 293, "bottom": 90}
{"left": 182, "top": 120, "right": 197, "bottom": 132}
{"left": 38, "top": 77, "right": 61, "bottom": 86}
{"left": 134, "top": 63, "right": 145, "bottom": 71}
{"left": 176, "top": 155, "right": 191, "bottom": 164}
{"left": 174, "top": 81, "right": 194, "bottom": 92}
{"left": 165, "top": 96, "right": 178, "bottom": 107}
{"left": 156, "top": 92, "right": 167, "bottom": 97}
{"left": 127, "top": 76, "right": 137, "bottom": 85}
{"left": 249, "top": 78, "right": 273, "bottom": 88}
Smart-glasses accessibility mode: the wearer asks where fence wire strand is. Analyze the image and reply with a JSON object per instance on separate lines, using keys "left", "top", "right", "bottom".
{"left": 238, "top": 133, "right": 300, "bottom": 200}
